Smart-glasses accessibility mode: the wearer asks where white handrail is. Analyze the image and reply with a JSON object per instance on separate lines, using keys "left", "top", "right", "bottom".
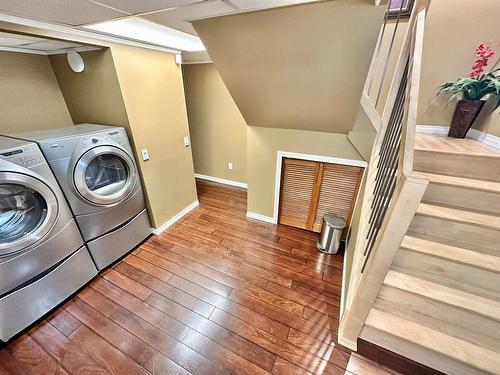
{"left": 338, "top": 1, "right": 430, "bottom": 350}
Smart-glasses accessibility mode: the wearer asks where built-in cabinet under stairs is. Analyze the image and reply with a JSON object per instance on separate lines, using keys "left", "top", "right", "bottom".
{"left": 360, "top": 134, "right": 500, "bottom": 375}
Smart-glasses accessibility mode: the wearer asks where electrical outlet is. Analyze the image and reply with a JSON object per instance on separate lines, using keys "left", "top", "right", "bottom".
{"left": 141, "top": 148, "right": 150, "bottom": 161}
{"left": 228, "top": 162, "right": 233, "bottom": 170}
{"left": 183, "top": 136, "right": 190, "bottom": 147}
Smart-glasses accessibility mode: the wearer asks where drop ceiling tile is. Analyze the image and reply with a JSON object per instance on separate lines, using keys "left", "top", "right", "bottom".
{"left": 94, "top": 0, "right": 201, "bottom": 14}
{"left": 0, "top": 0, "right": 127, "bottom": 26}
{"left": 228, "top": 0, "right": 318, "bottom": 11}
{"left": 143, "top": 0, "right": 235, "bottom": 35}
{"left": 0, "top": 32, "right": 45, "bottom": 46}
{"left": 25, "top": 40, "right": 83, "bottom": 51}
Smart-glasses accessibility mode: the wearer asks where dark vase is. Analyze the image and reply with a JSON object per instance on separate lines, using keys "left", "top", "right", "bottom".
{"left": 448, "top": 99, "right": 485, "bottom": 138}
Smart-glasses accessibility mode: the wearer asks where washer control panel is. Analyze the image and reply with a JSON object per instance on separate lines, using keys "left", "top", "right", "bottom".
{"left": 0, "top": 144, "right": 45, "bottom": 168}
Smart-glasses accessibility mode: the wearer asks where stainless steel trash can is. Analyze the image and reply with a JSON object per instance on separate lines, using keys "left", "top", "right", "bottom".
{"left": 317, "top": 214, "right": 346, "bottom": 254}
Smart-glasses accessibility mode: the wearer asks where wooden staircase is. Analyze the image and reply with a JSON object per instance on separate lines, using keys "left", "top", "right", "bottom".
{"left": 360, "top": 133, "right": 500, "bottom": 375}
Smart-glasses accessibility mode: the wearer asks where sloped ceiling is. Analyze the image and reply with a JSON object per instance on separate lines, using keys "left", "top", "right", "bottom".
{"left": 193, "top": 0, "right": 385, "bottom": 133}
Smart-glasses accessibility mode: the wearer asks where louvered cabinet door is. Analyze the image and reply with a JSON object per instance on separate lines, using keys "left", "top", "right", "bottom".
{"left": 278, "top": 158, "right": 319, "bottom": 230}
{"left": 313, "top": 164, "right": 363, "bottom": 233}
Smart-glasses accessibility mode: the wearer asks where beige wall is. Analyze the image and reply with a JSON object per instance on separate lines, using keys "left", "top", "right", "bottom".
{"left": 0, "top": 22, "right": 197, "bottom": 229}
{"left": 418, "top": 0, "right": 500, "bottom": 136}
{"left": 0, "top": 51, "right": 72, "bottom": 133}
{"left": 49, "top": 49, "right": 129, "bottom": 127}
{"left": 194, "top": 0, "right": 385, "bottom": 134}
{"left": 247, "top": 126, "right": 363, "bottom": 217}
{"left": 50, "top": 44, "right": 197, "bottom": 228}
{"left": 111, "top": 44, "right": 197, "bottom": 228}
{"left": 183, "top": 63, "right": 247, "bottom": 183}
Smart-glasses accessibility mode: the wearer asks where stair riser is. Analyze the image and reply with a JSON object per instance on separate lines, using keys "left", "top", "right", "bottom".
{"left": 360, "top": 325, "right": 485, "bottom": 375}
{"left": 423, "top": 183, "right": 500, "bottom": 215}
{"left": 414, "top": 151, "right": 500, "bottom": 182}
{"left": 409, "top": 215, "right": 500, "bottom": 256}
{"left": 393, "top": 250, "right": 500, "bottom": 301}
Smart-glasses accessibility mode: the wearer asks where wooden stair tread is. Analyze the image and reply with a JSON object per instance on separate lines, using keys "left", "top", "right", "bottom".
{"left": 415, "top": 134, "right": 500, "bottom": 157}
{"left": 416, "top": 203, "right": 500, "bottom": 231}
{"left": 419, "top": 172, "right": 500, "bottom": 193}
{"left": 363, "top": 308, "right": 500, "bottom": 374}
{"left": 401, "top": 236, "right": 500, "bottom": 273}
{"left": 384, "top": 270, "right": 500, "bottom": 321}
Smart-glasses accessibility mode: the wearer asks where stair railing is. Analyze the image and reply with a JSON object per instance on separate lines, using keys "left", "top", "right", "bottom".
{"left": 338, "top": 0, "right": 430, "bottom": 350}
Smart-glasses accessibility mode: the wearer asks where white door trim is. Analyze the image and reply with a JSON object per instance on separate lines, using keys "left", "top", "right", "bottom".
{"left": 270, "top": 151, "right": 367, "bottom": 225}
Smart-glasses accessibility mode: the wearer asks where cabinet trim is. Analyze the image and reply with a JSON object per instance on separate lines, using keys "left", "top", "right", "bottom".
{"left": 272, "top": 151, "right": 367, "bottom": 225}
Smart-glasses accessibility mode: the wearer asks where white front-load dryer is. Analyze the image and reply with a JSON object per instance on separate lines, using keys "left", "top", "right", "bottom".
{"left": 0, "top": 136, "right": 97, "bottom": 342}
{"left": 10, "top": 124, "right": 151, "bottom": 270}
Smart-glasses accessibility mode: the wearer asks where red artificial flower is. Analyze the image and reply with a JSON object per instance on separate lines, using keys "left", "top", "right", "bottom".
{"left": 476, "top": 44, "right": 486, "bottom": 56}
{"left": 470, "top": 43, "right": 496, "bottom": 77}
{"left": 472, "top": 59, "right": 486, "bottom": 70}
{"left": 476, "top": 43, "right": 495, "bottom": 58}
{"left": 469, "top": 68, "right": 484, "bottom": 77}
{"left": 482, "top": 49, "right": 495, "bottom": 58}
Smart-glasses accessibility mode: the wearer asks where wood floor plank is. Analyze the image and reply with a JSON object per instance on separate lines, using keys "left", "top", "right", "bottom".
{"left": 180, "top": 242, "right": 294, "bottom": 288}
{"left": 272, "top": 356, "right": 314, "bottom": 375}
{"left": 222, "top": 237, "right": 306, "bottom": 267}
{"left": 90, "top": 277, "right": 190, "bottom": 341}
{"left": 122, "top": 255, "right": 174, "bottom": 284}
{"left": 65, "top": 298, "right": 190, "bottom": 375}
{"left": 291, "top": 280, "right": 341, "bottom": 304}
{"left": 47, "top": 308, "right": 82, "bottom": 337}
{"left": 97, "top": 267, "right": 277, "bottom": 371}
{"left": 137, "top": 247, "right": 235, "bottom": 296}
{"left": 109, "top": 305, "right": 229, "bottom": 375}
{"left": 8, "top": 334, "right": 63, "bottom": 374}
{"left": 28, "top": 320, "right": 110, "bottom": 374}
{"left": 144, "top": 243, "right": 332, "bottom": 318}
{"left": 142, "top": 242, "right": 269, "bottom": 292}
{"left": 181, "top": 330, "right": 273, "bottom": 375}
{"left": 228, "top": 289, "right": 330, "bottom": 336}
{"left": 266, "top": 282, "right": 340, "bottom": 314}
{"left": 101, "top": 269, "right": 152, "bottom": 301}
{"left": 167, "top": 274, "right": 290, "bottom": 340}
{"left": 114, "top": 262, "right": 215, "bottom": 318}
{"left": 77, "top": 289, "right": 229, "bottom": 375}
{"left": 67, "top": 325, "right": 150, "bottom": 375}
{"left": 0, "top": 348, "right": 28, "bottom": 375}
{"left": 209, "top": 308, "right": 334, "bottom": 374}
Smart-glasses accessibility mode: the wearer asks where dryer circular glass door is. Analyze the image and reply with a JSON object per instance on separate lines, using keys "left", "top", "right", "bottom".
{"left": 73, "top": 145, "right": 137, "bottom": 206}
{"left": 0, "top": 172, "right": 58, "bottom": 256}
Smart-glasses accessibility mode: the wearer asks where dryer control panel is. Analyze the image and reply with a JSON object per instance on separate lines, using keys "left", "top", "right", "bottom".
{"left": 79, "top": 128, "right": 128, "bottom": 149}
{"left": 0, "top": 144, "right": 45, "bottom": 169}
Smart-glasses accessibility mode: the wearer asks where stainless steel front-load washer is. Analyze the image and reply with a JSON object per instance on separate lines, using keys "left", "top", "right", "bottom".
{"left": 10, "top": 124, "right": 151, "bottom": 270}
{"left": 0, "top": 136, "right": 97, "bottom": 342}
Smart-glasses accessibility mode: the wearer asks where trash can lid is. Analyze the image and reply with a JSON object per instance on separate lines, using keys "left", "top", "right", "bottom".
{"left": 324, "top": 214, "right": 346, "bottom": 229}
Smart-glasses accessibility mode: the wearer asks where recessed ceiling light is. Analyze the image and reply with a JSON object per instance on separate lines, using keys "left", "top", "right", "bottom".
{"left": 84, "top": 18, "right": 205, "bottom": 52}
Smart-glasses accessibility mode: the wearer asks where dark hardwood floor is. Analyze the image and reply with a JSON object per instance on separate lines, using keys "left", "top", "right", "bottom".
{"left": 0, "top": 179, "right": 397, "bottom": 375}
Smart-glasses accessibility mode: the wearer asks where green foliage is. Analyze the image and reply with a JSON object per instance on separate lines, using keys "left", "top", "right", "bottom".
{"left": 437, "top": 68, "right": 500, "bottom": 110}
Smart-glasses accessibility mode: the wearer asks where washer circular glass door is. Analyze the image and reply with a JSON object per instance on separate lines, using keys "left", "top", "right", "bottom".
{"left": 0, "top": 172, "right": 58, "bottom": 256}
{"left": 73, "top": 145, "right": 136, "bottom": 206}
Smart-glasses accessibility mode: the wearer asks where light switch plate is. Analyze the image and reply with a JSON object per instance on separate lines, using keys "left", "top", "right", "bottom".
{"left": 141, "top": 148, "right": 150, "bottom": 161}
{"left": 228, "top": 162, "right": 233, "bottom": 170}
{"left": 183, "top": 136, "right": 190, "bottom": 147}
